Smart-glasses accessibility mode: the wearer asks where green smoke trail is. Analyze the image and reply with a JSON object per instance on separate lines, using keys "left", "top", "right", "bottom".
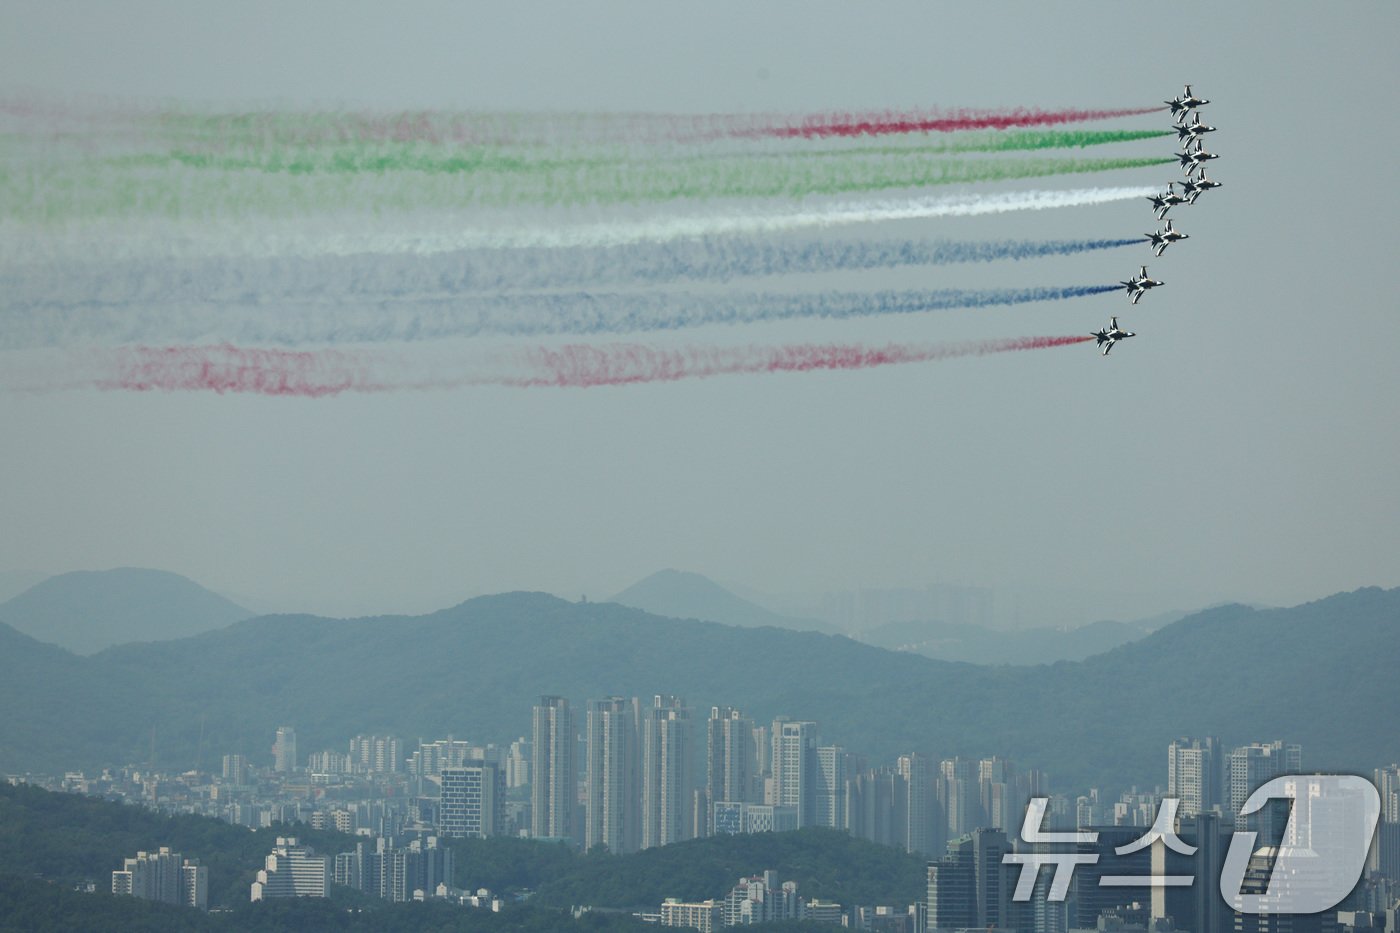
{"left": 112, "top": 127, "right": 1169, "bottom": 170}
{"left": 5, "top": 154, "right": 1175, "bottom": 222}
{"left": 141, "top": 109, "right": 1164, "bottom": 150}
{"left": 97, "top": 126, "right": 1164, "bottom": 179}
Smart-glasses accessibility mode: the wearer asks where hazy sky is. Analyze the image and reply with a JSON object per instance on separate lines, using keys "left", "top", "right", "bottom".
{"left": 2, "top": 2, "right": 1397, "bottom": 620}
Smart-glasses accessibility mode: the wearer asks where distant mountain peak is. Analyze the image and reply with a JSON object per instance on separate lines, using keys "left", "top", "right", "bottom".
{"left": 609, "top": 570, "right": 835, "bottom": 634}
{"left": 0, "top": 567, "right": 252, "bottom": 655}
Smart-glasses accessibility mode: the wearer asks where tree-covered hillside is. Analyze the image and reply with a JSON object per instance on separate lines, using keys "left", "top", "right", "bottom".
{"left": 3, "top": 586, "right": 1397, "bottom": 789}
{"left": 529, "top": 827, "right": 926, "bottom": 909}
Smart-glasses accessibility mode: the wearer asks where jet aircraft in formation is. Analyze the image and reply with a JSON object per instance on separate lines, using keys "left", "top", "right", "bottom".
{"left": 1091, "top": 316, "right": 1136, "bottom": 355}
{"left": 1120, "top": 265, "right": 1164, "bottom": 305}
{"left": 1177, "top": 140, "right": 1220, "bottom": 175}
{"left": 1173, "top": 113, "right": 1216, "bottom": 145}
{"left": 1166, "top": 84, "right": 1210, "bottom": 119}
{"left": 1179, "top": 172, "right": 1222, "bottom": 205}
{"left": 1145, "top": 219, "right": 1189, "bottom": 257}
{"left": 1147, "top": 183, "right": 1187, "bottom": 219}
{"left": 1097, "top": 85, "right": 1222, "bottom": 356}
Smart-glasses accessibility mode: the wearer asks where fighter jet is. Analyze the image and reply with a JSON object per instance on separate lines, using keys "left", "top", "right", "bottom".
{"left": 1092, "top": 315, "right": 1136, "bottom": 355}
{"left": 1147, "top": 183, "right": 1187, "bottom": 220}
{"left": 1120, "top": 265, "right": 1164, "bottom": 304}
{"left": 1173, "top": 113, "right": 1217, "bottom": 145}
{"left": 1145, "top": 219, "right": 1189, "bottom": 257}
{"left": 1177, "top": 140, "right": 1219, "bottom": 176}
{"left": 1181, "top": 171, "right": 1222, "bottom": 205}
{"left": 1166, "top": 84, "right": 1210, "bottom": 119}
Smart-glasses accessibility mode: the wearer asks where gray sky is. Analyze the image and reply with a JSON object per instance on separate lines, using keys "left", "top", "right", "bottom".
{"left": 2, "top": 2, "right": 1397, "bottom": 620}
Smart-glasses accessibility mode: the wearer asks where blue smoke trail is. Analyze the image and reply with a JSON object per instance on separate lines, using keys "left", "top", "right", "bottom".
{"left": 3, "top": 238, "right": 1140, "bottom": 314}
{"left": 1, "top": 285, "right": 1120, "bottom": 348}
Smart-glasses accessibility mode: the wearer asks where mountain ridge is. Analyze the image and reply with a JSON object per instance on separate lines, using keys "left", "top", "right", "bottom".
{"left": 610, "top": 569, "right": 836, "bottom": 633}
{"left": 1, "top": 586, "right": 1394, "bottom": 792}
{"left": 0, "top": 567, "right": 251, "bottom": 655}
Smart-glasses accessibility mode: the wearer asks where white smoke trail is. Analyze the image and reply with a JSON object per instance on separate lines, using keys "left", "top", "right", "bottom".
{"left": 0, "top": 186, "right": 1158, "bottom": 264}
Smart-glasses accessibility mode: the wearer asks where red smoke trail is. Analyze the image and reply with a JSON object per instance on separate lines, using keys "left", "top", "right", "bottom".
{"left": 746, "top": 107, "right": 1164, "bottom": 141}
{"left": 99, "top": 344, "right": 388, "bottom": 397}
{"left": 506, "top": 335, "right": 1095, "bottom": 387}
{"left": 89, "top": 336, "right": 1094, "bottom": 396}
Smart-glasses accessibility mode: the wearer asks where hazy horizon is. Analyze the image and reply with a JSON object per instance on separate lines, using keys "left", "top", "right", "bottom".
{"left": 2, "top": 560, "right": 1355, "bottom": 631}
{"left": 3, "top": 2, "right": 1397, "bottom": 626}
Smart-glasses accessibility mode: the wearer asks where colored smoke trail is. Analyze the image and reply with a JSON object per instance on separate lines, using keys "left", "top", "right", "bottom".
{"left": 9, "top": 238, "right": 1142, "bottom": 311}
{"left": 511, "top": 335, "right": 1097, "bottom": 387}
{"left": 747, "top": 106, "right": 1166, "bottom": 140}
{"left": 79, "top": 336, "right": 1096, "bottom": 395}
{"left": 96, "top": 345, "right": 389, "bottom": 398}
{"left": 381, "top": 284, "right": 1127, "bottom": 341}
{"left": 6, "top": 285, "right": 1122, "bottom": 348}
{"left": 7, "top": 155, "right": 1174, "bottom": 220}
{"left": 112, "top": 128, "right": 1171, "bottom": 174}
{"left": 95, "top": 102, "right": 1163, "bottom": 146}
{"left": 0, "top": 186, "right": 1164, "bottom": 262}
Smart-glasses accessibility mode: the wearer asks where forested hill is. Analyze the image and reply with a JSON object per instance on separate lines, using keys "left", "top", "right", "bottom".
{"left": 0, "top": 783, "right": 917, "bottom": 932}
{"left": 1, "top": 586, "right": 1397, "bottom": 789}
{"left": 0, "top": 568, "right": 251, "bottom": 655}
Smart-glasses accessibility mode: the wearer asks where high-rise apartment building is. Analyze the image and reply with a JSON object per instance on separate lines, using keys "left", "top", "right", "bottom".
{"left": 348, "top": 735, "right": 402, "bottom": 774}
{"left": 1169, "top": 736, "right": 1223, "bottom": 817}
{"left": 770, "top": 719, "right": 817, "bottom": 829}
{"left": 814, "top": 745, "right": 847, "bottom": 830}
{"left": 221, "top": 753, "right": 249, "bottom": 786}
{"left": 979, "top": 756, "right": 1026, "bottom": 833}
{"left": 112, "top": 847, "right": 206, "bottom": 910}
{"left": 704, "top": 706, "right": 756, "bottom": 836}
{"left": 440, "top": 764, "right": 502, "bottom": 838}
{"left": 941, "top": 757, "right": 980, "bottom": 840}
{"left": 531, "top": 695, "right": 575, "bottom": 841}
{"left": 586, "top": 696, "right": 638, "bottom": 853}
{"left": 900, "top": 753, "right": 937, "bottom": 856}
{"left": 642, "top": 695, "right": 693, "bottom": 849}
{"left": 272, "top": 726, "right": 297, "bottom": 773}
{"left": 409, "top": 738, "right": 498, "bottom": 781}
{"left": 1374, "top": 764, "right": 1400, "bottom": 880}
{"left": 181, "top": 859, "right": 208, "bottom": 911}
{"left": 505, "top": 738, "right": 530, "bottom": 789}
{"left": 927, "top": 842, "right": 975, "bottom": 933}
{"left": 846, "top": 767, "right": 902, "bottom": 848}
{"left": 333, "top": 836, "right": 452, "bottom": 902}
{"left": 928, "top": 829, "right": 1012, "bottom": 933}
{"left": 1229, "top": 741, "right": 1302, "bottom": 842}
{"left": 970, "top": 828, "right": 1012, "bottom": 931}
{"left": 1375, "top": 764, "right": 1400, "bottom": 823}
{"left": 722, "top": 871, "right": 800, "bottom": 926}
{"left": 250, "top": 837, "right": 329, "bottom": 900}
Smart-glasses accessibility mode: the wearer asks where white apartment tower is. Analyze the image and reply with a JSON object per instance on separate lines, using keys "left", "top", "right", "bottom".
{"left": 642, "top": 695, "right": 693, "bottom": 849}
{"left": 586, "top": 696, "right": 639, "bottom": 853}
{"left": 703, "top": 707, "right": 756, "bottom": 837}
{"left": 531, "top": 695, "right": 575, "bottom": 841}
{"left": 250, "top": 837, "right": 329, "bottom": 900}
{"left": 815, "top": 745, "right": 847, "bottom": 830}
{"left": 273, "top": 726, "right": 297, "bottom": 773}
{"left": 770, "top": 719, "right": 818, "bottom": 828}
{"left": 1229, "top": 740, "right": 1302, "bottom": 842}
{"left": 1169, "top": 736, "right": 1223, "bottom": 817}
{"left": 112, "top": 847, "right": 206, "bottom": 910}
